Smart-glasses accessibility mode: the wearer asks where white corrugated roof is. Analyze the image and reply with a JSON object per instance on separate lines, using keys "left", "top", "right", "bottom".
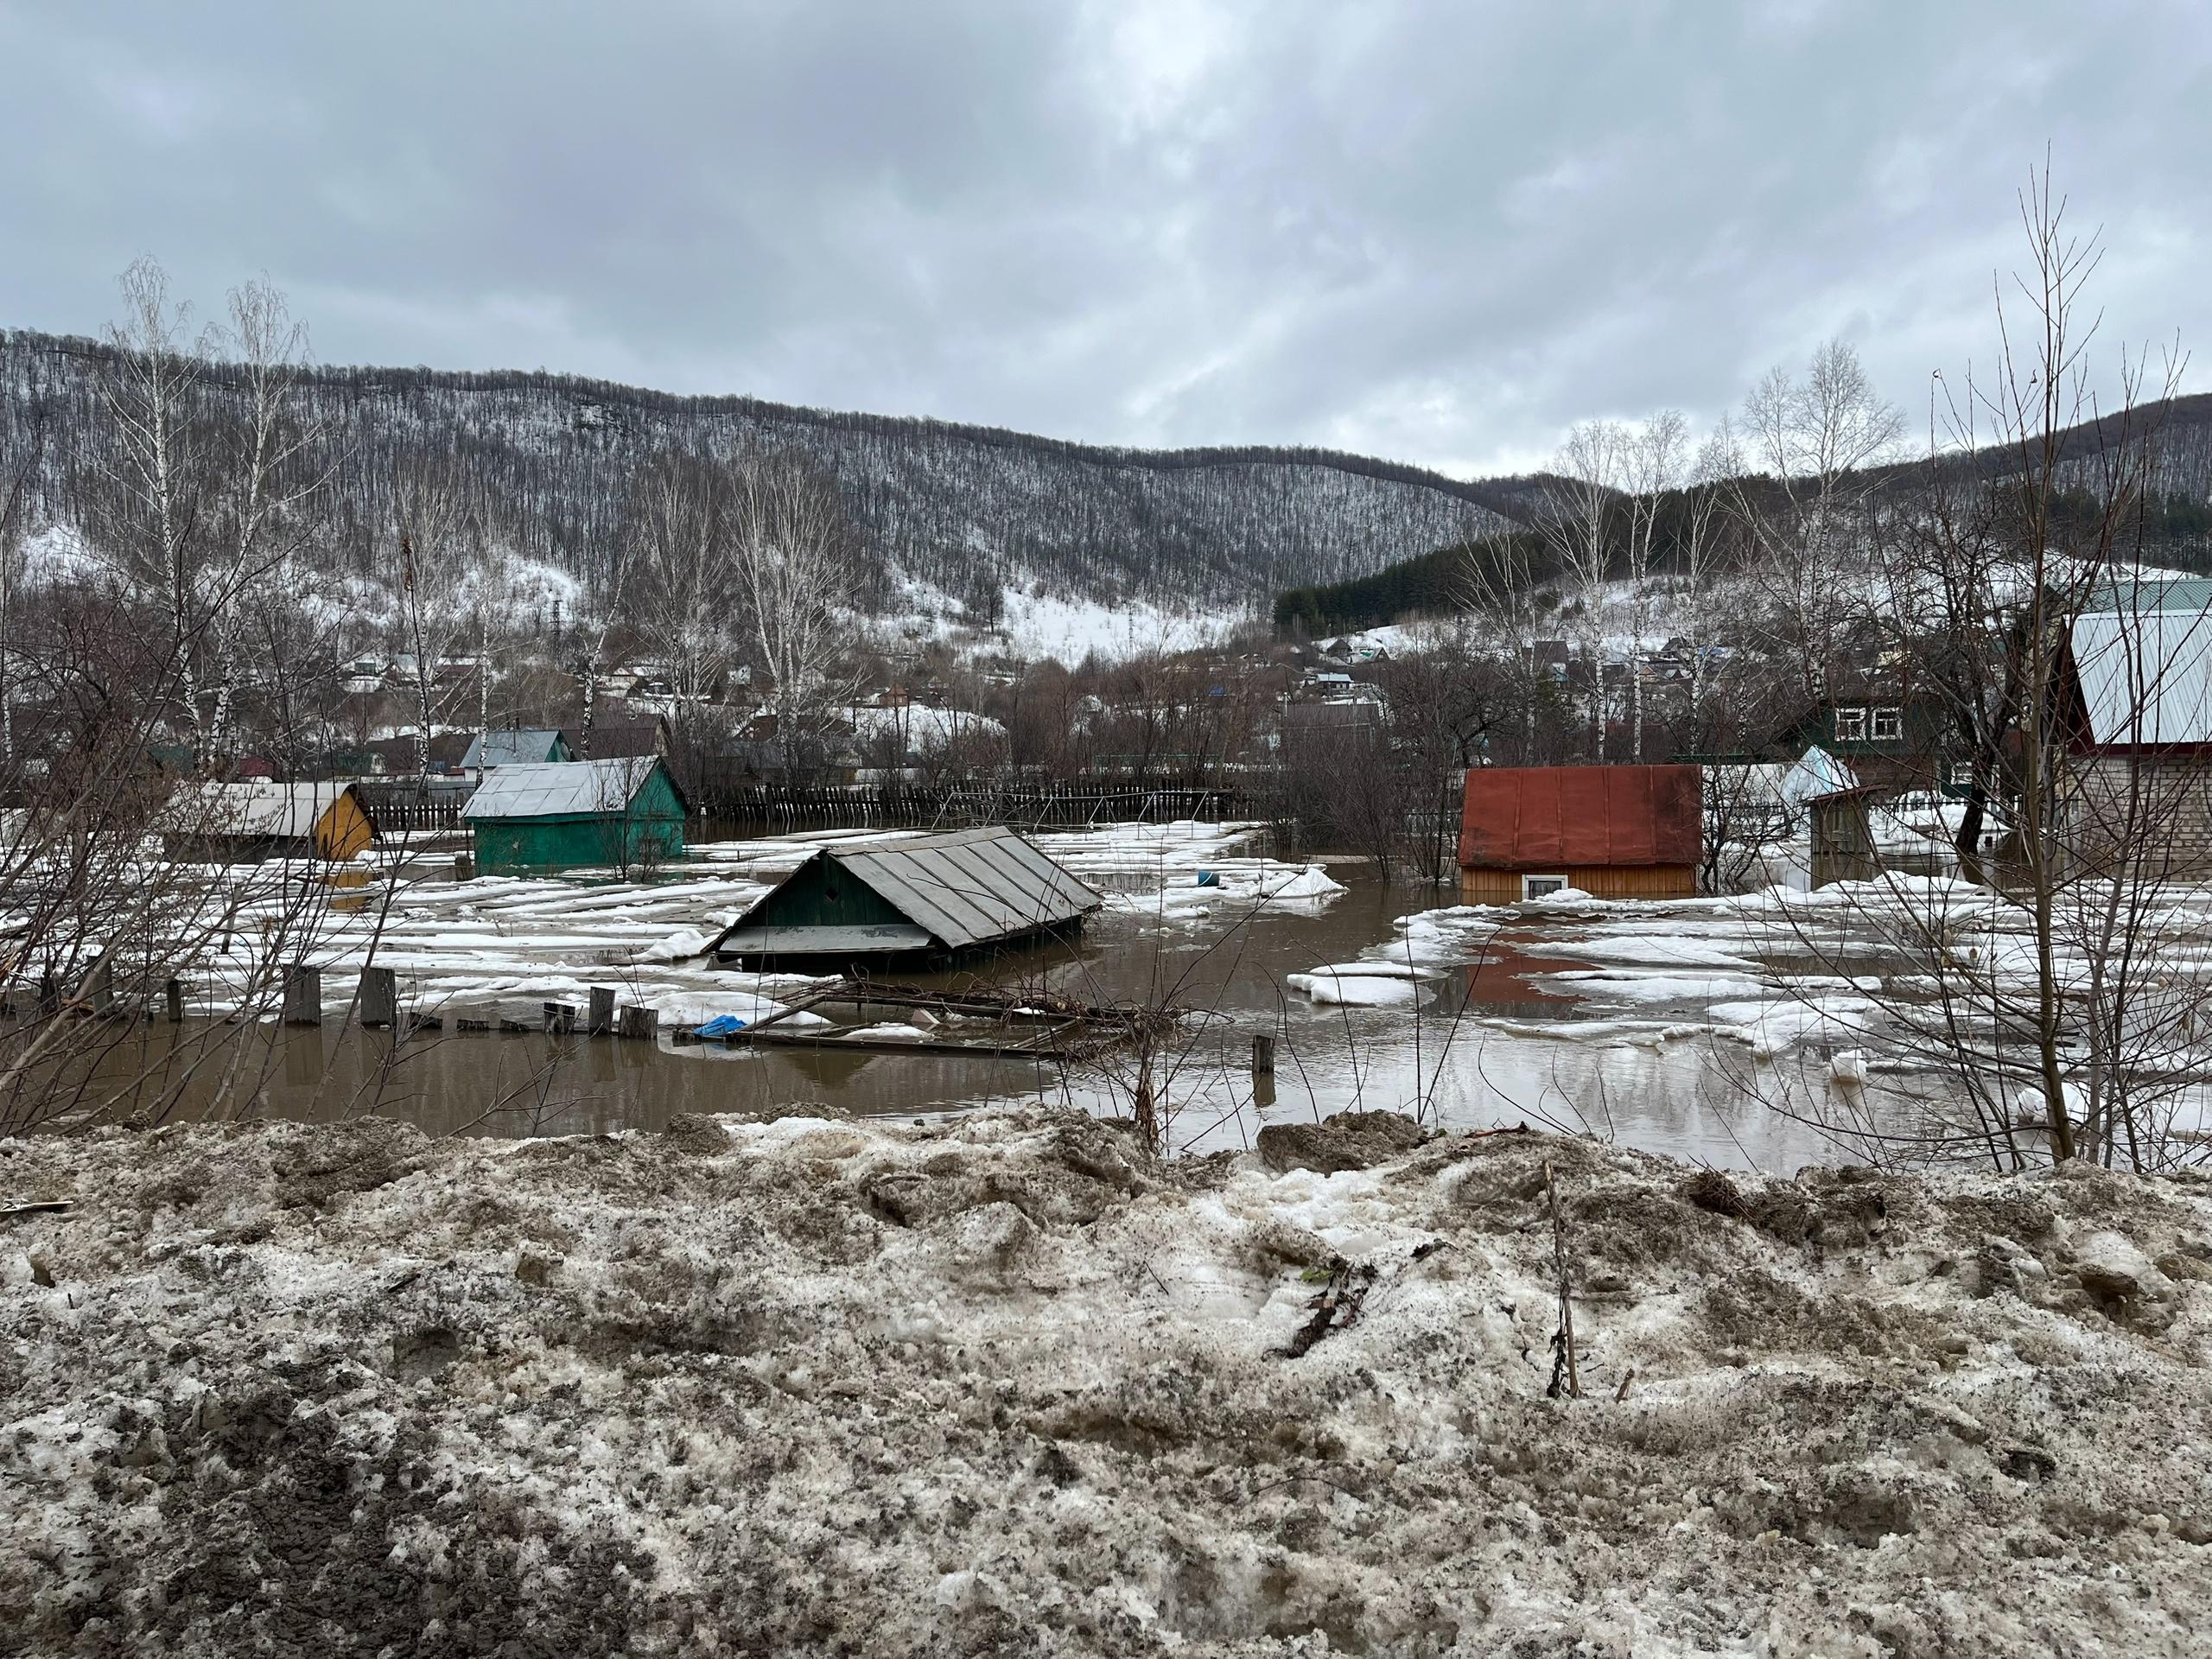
{"left": 2070, "top": 608, "right": 2212, "bottom": 746}
{"left": 462, "top": 757, "right": 660, "bottom": 820}
{"left": 160, "top": 781, "right": 357, "bottom": 840}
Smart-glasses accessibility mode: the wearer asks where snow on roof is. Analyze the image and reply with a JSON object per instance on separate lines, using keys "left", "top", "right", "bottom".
{"left": 462, "top": 757, "right": 662, "bottom": 821}
{"left": 846, "top": 705, "right": 1007, "bottom": 750}
{"left": 2070, "top": 604, "right": 2212, "bottom": 747}
{"left": 160, "top": 781, "right": 358, "bottom": 840}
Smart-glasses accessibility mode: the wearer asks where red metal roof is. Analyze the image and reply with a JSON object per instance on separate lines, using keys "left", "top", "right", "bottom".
{"left": 1459, "top": 765, "right": 1702, "bottom": 870}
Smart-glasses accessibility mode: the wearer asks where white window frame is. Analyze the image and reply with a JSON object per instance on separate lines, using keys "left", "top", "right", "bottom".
{"left": 1870, "top": 706, "right": 1904, "bottom": 741}
{"left": 1833, "top": 706, "right": 1867, "bottom": 741}
{"left": 1522, "top": 874, "right": 1568, "bottom": 900}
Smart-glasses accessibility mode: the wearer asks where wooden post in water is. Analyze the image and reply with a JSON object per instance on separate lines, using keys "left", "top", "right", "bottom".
{"left": 85, "top": 959, "right": 114, "bottom": 1016}
{"left": 588, "top": 986, "right": 616, "bottom": 1037}
{"left": 164, "top": 979, "right": 184, "bottom": 1024}
{"left": 618, "top": 1004, "right": 658, "bottom": 1042}
{"left": 1252, "top": 1033, "right": 1275, "bottom": 1077}
{"left": 37, "top": 974, "right": 59, "bottom": 1018}
{"left": 543, "top": 1001, "right": 576, "bottom": 1035}
{"left": 360, "top": 967, "right": 398, "bottom": 1029}
{"left": 282, "top": 964, "right": 322, "bottom": 1027}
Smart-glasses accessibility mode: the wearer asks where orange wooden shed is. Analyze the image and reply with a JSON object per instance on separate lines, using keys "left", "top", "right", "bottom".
{"left": 1458, "top": 764, "right": 1702, "bottom": 902}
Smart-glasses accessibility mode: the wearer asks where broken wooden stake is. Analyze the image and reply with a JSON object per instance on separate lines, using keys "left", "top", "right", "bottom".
{"left": 164, "top": 978, "right": 184, "bottom": 1024}
{"left": 360, "top": 966, "right": 397, "bottom": 1029}
{"left": 618, "top": 1005, "right": 658, "bottom": 1042}
{"left": 281, "top": 964, "right": 322, "bottom": 1027}
{"left": 1252, "top": 1032, "right": 1275, "bottom": 1077}
{"left": 543, "top": 1001, "right": 577, "bottom": 1035}
{"left": 588, "top": 986, "right": 616, "bottom": 1037}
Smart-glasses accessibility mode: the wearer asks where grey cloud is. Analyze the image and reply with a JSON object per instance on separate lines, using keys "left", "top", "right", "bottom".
{"left": 2, "top": 0, "right": 2207, "bottom": 474}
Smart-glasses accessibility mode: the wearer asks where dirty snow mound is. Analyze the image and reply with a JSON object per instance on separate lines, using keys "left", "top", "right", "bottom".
{"left": 2, "top": 1114, "right": 2209, "bottom": 1654}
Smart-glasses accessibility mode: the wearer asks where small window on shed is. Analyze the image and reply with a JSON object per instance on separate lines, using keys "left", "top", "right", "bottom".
{"left": 1871, "top": 706, "right": 1903, "bottom": 741}
{"left": 1522, "top": 874, "right": 1568, "bottom": 900}
{"left": 1834, "top": 707, "right": 1867, "bottom": 741}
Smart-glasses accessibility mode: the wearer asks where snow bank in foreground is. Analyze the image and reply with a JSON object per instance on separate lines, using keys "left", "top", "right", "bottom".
{"left": 3, "top": 1112, "right": 2208, "bottom": 1654}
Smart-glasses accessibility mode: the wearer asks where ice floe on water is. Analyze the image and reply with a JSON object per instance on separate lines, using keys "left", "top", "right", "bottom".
{"left": 1286, "top": 968, "right": 1426, "bottom": 1007}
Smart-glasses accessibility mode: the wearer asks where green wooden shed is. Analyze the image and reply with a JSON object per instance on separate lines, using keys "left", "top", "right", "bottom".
{"left": 463, "top": 757, "right": 687, "bottom": 872}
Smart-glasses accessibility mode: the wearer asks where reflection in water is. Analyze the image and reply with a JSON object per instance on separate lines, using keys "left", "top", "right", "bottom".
{"left": 47, "top": 861, "right": 1952, "bottom": 1170}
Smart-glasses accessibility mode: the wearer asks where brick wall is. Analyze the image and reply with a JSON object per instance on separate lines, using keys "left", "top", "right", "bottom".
{"left": 2063, "top": 755, "right": 2212, "bottom": 880}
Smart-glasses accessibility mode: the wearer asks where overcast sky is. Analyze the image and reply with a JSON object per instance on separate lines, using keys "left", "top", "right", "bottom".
{"left": 3, "top": 1, "right": 2208, "bottom": 476}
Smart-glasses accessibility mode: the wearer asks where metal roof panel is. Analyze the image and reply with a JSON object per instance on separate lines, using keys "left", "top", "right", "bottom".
{"left": 463, "top": 758, "right": 659, "bottom": 820}
{"left": 708, "top": 826, "right": 1103, "bottom": 956}
{"left": 2071, "top": 608, "right": 2212, "bottom": 746}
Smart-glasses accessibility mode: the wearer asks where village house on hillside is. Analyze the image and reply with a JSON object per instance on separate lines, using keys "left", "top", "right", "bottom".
{"left": 1769, "top": 682, "right": 1953, "bottom": 795}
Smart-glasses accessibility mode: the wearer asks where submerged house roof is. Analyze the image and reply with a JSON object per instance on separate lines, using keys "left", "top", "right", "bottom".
{"left": 1459, "top": 765, "right": 1702, "bottom": 871}
{"left": 2068, "top": 602, "right": 2212, "bottom": 749}
{"left": 709, "top": 826, "right": 1103, "bottom": 962}
{"left": 463, "top": 728, "right": 571, "bottom": 770}
{"left": 463, "top": 757, "right": 674, "bottom": 821}
{"left": 159, "top": 780, "right": 364, "bottom": 842}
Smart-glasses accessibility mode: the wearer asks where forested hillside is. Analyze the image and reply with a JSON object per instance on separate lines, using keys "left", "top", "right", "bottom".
{"left": 0, "top": 329, "right": 1535, "bottom": 615}
{"left": 1278, "top": 393, "right": 2212, "bottom": 636}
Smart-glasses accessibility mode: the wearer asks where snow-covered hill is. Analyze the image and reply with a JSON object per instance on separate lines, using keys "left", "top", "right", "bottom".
{"left": 0, "top": 329, "right": 1529, "bottom": 619}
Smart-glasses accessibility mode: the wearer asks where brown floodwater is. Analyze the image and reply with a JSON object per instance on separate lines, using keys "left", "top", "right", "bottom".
{"left": 18, "top": 863, "right": 1948, "bottom": 1171}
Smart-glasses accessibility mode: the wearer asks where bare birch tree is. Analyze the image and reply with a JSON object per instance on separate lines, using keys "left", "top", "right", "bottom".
{"left": 624, "top": 453, "right": 741, "bottom": 759}
{"left": 1534, "top": 421, "right": 1623, "bottom": 759}
{"left": 1766, "top": 170, "right": 2195, "bottom": 1170}
{"left": 1456, "top": 533, "right": 1560, "bottom": 763}
{"left": 89, "top": 261, "right": 326, "bottom": 765}
{"left": 1622, "top": 410, "right": 1687, "bottom": 761}
{"left": 1733, "top": 340, "right": 1903, "bottom": 706}
{"left": 1679, "top": 420, "right": 1741, "bottom": 742}
{"left": 727, "top": 452, "right": 862, "bottom": 776}
{"left": 388, "top": 459, "right": 482, "bottom": 786}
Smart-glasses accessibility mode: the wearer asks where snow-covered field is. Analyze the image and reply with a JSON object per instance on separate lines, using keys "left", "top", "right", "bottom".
{"left": 3, "top": 1108, "right": 2208, "bottom": 1654}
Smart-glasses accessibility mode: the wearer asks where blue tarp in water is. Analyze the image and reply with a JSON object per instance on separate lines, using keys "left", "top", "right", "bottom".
{"left": 694, "top": 1014, "right": 749, "bottom": 1038}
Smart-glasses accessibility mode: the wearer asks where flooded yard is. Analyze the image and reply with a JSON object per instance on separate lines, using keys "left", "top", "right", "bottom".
{"left": 26, "top": 821, "right": 1986, "bottom": 1171}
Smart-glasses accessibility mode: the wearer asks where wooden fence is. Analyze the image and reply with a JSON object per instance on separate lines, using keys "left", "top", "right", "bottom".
{"left": 355, "top": 786, "right": 467, "bottom": 836}
{"left": 690, "top": 779, "right": 1275, "bottom": 833}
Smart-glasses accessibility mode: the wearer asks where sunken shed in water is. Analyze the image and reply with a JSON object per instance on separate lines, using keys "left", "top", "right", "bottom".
{"left": 160, "top": 780, "right": 376, "bottom": 862}
{"left": 708, "top": 826, "right": 1103, "bottom": 969}
{"left": 1459, "top": 764, "right": 1702, "bottom": 901}
{"left": 464, "top": 756, "right": 686, "bottom": 873}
